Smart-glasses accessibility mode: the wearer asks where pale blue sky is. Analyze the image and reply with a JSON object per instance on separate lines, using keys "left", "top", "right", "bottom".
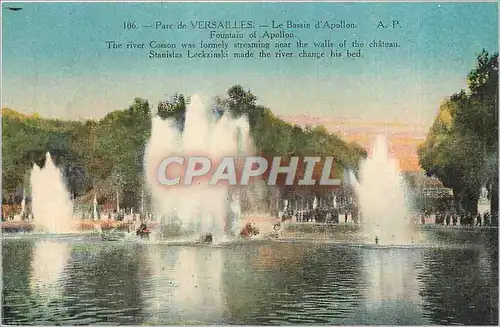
{"left": 2, "top": 2, "right": 498, "bottom": 128}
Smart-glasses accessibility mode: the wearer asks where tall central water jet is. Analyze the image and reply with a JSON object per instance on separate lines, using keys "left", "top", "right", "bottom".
{"left": 30, "top": 153, "right": 75, "bottom": 233}
{"left": 350, "top": 135, "right": 416, "bottom": 245}
{"left": 144, "top": 94, "right": 253, "bottom": 238}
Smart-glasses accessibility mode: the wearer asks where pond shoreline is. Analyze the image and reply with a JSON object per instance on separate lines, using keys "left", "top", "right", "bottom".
{"left": 2, "top": 219, "right": 497, "bottom": 234}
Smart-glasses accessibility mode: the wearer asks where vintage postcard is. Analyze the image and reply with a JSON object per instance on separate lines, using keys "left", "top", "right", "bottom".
{"left": 1, "top": 1, "right": 498, "bottom": 325}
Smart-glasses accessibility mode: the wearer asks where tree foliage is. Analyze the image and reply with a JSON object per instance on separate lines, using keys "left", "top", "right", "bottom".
{"left": 2, "top": 86, "right": 366, "bottom": 207}
{"left": 158, "top": 93, "right": 187, "bottom": 131}
{"left": 418, "top": 50, "right": 498, "bottom": 218}
{"left": 219, "top": 85, "right": 366, "bottom": 172}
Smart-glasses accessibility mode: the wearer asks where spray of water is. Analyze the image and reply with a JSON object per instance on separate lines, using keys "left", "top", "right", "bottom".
{"left": 144, "top": 115, "right": 182, "bottom": 226}
{"left": 241, "top": 178, "right": 270, "bottom": 215}
{"left": 93, "top": 195, "right": 98, "bottom": 220}
{"left": 350, "top": 135, "right": 418, "bottom": 245}
{"left": 144, "top": 94, "right": 253, "bottom": 238}
{"left": 20, "top": 189, "right": 26, "bottom": 217}
{"left": 30, "top": 153, "right": 75, "bottom": 233}
{"left": 229, "top": 192, "right": 242, "bottom": 236}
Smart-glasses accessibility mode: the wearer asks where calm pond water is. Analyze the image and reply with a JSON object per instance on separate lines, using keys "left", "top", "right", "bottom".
{"left": 2, "top": 229, "right": 498, "bottom": 325}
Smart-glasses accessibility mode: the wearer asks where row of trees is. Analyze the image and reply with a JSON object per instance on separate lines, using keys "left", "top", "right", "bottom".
{"left": 418, "top": 50, "right": 498, "bottom": 222}
{"left": 2, "top": 86, "right": 367, "bottom": 209}
{"left": 2, "top": 97, "right": 151, "bottom": 207}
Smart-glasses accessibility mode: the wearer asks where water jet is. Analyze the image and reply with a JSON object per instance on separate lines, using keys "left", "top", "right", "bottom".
{"left": 349, "top": 135, "right": 420, "bottom": 245}
{"left": 30, "top": 152, "right": 76, "bottom": 233}
{"left": 144, "top": 94, "right": 253, "bottom": 238}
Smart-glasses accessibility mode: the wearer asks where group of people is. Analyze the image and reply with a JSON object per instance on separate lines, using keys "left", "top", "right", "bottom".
{"left": 279, "top": 208, "right": 360, "bottom": 224}
{"left": 80, "top": 207, "right": 149, "bottom": 222}
{"left": 433, "top": 211, "right": 495, "bottom": 227}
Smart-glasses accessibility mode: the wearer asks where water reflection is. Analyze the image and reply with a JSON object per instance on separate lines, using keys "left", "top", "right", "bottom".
{"left": 61, "top": 243, "right": 145, "bottom": 324}
{"left": 222, "top": 243, "right": 365, "bottom": 324}
{"left": 418, "top": 246, "right": 498, "bottom": 325}
{"left": 1, "top": 240, "right": 72, "bottom": 324}
{"left": 142, "top": 246, "right": 225, "bottom": 324}
{"left": 2, "top": 240, "right": 34, "bottom": 324}
{"left": 30, "top": 241, "right": 71, "bottom": 301}
{"left": 361, "top": 249, "right": 425, "bottom": 324}
{"left": 1, "top": 232, "right": 498, "bottom": 325}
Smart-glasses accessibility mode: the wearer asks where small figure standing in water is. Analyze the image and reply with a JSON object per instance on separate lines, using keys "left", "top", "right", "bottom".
{"left": 375, "top": 236, "right": 379, "bottom": 245}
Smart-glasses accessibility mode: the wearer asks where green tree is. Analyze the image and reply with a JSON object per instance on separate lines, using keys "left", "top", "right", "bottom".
{"left": 2, "top": 87, "right": 366, "bottom": 209}
{"left": 418, "top": 50, "right": 498, "bottom": 219}
{"left": 158, "top": 93, "right": 187, "bottom": 131}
